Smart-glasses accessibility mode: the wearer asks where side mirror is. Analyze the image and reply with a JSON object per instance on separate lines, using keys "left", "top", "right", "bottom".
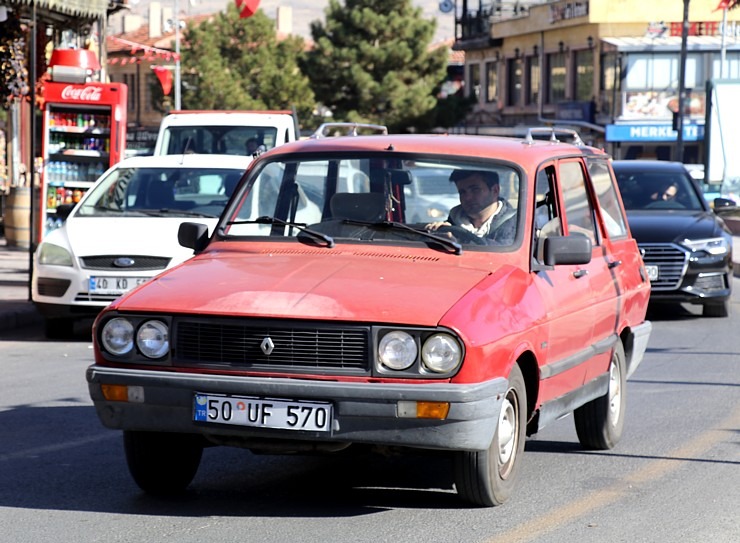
{"left": 713, "top": 197, "right": 736, "bottom": 209}
{"left": 55, "top": 203, "right": 76, "bottom": 222}
{"left": 543, "top": 235, "right": 592, "bottom": 266}
{"left": 178, "top": 222, "right": 210, "bottom": 253}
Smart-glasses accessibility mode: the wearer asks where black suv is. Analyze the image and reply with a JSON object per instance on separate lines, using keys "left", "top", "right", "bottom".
{"left": 612, "top": 160, "right": 735, "bottom": 317}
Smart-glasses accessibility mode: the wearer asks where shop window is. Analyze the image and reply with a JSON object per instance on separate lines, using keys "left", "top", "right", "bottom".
{"left": 547, "top": 52, "right": 566, "bottom": 104}
{"left": 712, "top": 52, "right": 740, "bottom": 78}
{"left": 574, "top": 49, "right": 594, "bottom": 101}
{"left": 485, "top": 61, "right": 498, "bottom": 103}
{"left": 507, "top": 57, "right": 523, "bottom": 107}
{"left": 468, "top": 63, "right": 481, "bottom": 102}
{"left": 527, "top": 55, "right": 540, "bottom": 106}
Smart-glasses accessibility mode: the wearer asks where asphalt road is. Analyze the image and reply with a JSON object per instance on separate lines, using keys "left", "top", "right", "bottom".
{"left": 0, "top": 289, "right": 738, "bottom": 543}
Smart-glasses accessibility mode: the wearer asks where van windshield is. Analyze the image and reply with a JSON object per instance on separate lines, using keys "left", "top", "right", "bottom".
{"left": 163, "top": 126, "right": 279, "bottom": 156}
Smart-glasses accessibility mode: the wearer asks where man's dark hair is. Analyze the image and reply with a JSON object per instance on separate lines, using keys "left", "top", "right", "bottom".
{"left": 450, "top": 169, "right": 500, "bottom": 188}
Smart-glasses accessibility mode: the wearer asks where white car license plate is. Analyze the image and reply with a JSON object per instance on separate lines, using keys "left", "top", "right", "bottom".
{"left": 193, "top": 394, "right": 332, "bottom": 432}
{"left": 645, "top": 265, "right": 659, "bottom": 281}
{"left": 89, "top": 276, "right": 148, "bottom": 295}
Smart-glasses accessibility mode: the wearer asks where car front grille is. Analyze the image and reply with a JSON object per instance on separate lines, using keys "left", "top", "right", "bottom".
{"left": 640, "top": 243, "right": 689, "bottom": 290}
{"left": 79, "top": 255, "right": 170, "bottom": 271}
{"left": 174, "top": 318, "right": 371, "bottom": 375}
{"left": 74, "top": 292, "right": 121, "bottom": 303}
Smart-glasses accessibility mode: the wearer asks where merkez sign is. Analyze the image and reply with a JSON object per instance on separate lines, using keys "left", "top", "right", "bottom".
{"left": 606, "top": 123, "right": 704, "bottom": 142}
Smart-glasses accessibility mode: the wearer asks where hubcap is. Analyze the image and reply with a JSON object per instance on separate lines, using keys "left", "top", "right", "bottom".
{"left": 497, "top": 389, "right": 519, "bottom": 477}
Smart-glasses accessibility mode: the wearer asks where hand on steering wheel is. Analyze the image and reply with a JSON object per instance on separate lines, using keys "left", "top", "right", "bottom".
{"left": 434, "top": 225, "right": 488, "bottom": 245}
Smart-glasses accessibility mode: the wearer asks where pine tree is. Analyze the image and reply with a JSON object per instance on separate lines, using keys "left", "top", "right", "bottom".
{"left": 179, "top": 5, "right": 315, "bottom": 121}
{"left": 303, "top": 0, "right": 449, "bottom": 132}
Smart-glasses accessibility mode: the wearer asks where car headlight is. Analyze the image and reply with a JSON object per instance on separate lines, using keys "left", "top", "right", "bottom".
{"left": 136, "top": 320, "right": 169, "bottom": 359}
{"left": 38, "top": 242, "right": 73, "bottom": 267}
{"left": 421, "top": 333, "right": 462, "bottom": 373}
{"left": 427, "top": 207, "right": 447, "bottom": 219}
{"left": 378, "top": 331, "right": 418, "bottom": 371}
{"left": 680, "top": 237, "right": 729, "bottom": 256}
{"left": 101, "top": 318, "right": 135, "bottom": 355}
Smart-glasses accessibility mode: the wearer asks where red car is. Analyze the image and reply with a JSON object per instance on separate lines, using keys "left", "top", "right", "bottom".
{"left": 87, "top": 129, "right": 652, "bottom": 507}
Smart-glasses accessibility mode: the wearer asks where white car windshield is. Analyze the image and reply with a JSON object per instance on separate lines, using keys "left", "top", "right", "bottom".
{"left": 222, "top": 155, "right": 521, "bottom": 250}
{"left": 77, "top": 167, "right": 244, "bottom": 218}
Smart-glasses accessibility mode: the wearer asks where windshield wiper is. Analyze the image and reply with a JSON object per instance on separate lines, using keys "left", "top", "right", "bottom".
{"left": 227, "top": 216, "right": 335, "bottom": 248}
{"left": 135, "top": 208, "right": 219, "bottom": 218}
{"left": 344, "top": 219, "right": 462, "bottom": 255}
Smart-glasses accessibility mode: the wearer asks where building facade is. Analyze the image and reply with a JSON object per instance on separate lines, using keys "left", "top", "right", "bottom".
{"left": 455, "top": 0, "right": 740, "bottom": 163}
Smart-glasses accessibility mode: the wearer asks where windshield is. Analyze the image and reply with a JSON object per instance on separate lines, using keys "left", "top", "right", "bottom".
{"left": 222, "top": 155, "right": 522, "bottom": 250}
{"left": 614, "top": 169, "right": 705, "bottom": 211}
{"left": 77, "top": 166, "right": 244, "bottom": 218}
{"left": 163, "top": 126, "right": 279, "bottom": 155}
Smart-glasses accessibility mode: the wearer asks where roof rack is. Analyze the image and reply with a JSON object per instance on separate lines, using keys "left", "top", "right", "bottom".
{"left": 523, "top": 127, "right": 584, "bottom": 146}
{"left": 310, "top": 122, "right": 388, "bottom": 138}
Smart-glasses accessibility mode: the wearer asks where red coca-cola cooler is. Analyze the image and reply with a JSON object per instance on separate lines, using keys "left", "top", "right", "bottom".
{"left": 39, "top": 80, "right": 128, "bottom": 239}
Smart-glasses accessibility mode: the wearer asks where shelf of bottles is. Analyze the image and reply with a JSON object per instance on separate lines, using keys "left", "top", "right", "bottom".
{"left": 45, "top": 106, "right": 110, "bottom": 215}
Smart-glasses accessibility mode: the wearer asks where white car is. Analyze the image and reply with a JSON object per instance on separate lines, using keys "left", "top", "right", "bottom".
{"left": 32, "top": 154, "right": 250, "bottom": 338}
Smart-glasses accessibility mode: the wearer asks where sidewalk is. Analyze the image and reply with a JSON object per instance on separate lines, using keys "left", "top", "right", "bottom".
{"left": 0, "top": 237, "right": 41, "bottom": 331}
{"left": 1, "top": 233, "right": 740, "bottom": 333}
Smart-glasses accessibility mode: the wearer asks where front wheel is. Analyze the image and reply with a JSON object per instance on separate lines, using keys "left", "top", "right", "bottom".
{"left": 454, "top": 364, "right": 527, "bottom": 507}
{"left": 574, "top": 341, "right": 626, "bottom": 450}
{"left": 123, "top": 431, "right": 204, "bottom": 495}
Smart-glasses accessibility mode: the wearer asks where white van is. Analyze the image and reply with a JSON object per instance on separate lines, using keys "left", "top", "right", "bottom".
{"left": 153, "top": 110, "right": 299, "bottom": 156}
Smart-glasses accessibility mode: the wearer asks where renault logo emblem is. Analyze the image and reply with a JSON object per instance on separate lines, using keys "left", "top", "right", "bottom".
{"left": 260, "top": 337, "right": 275, "bottom": 356}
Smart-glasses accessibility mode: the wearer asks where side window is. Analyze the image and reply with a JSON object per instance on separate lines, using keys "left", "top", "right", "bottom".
{"left": 559, "top": 160, "right": 598, "bottom": 246}
{"left": 588, "top": 160, "right": 628, "bottom": 238}
{"left": 534, "top": 165, "right": 562, "bottom": 262}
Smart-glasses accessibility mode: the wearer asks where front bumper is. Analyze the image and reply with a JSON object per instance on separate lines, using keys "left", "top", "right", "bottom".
{"left": 86, "top": 365, "right": 508, "bottom": 452}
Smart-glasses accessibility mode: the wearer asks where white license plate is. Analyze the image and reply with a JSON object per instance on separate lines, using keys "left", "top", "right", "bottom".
{"left": 89, "top": 276, "right": 148, "bottom": 295}
{"left": 645, "top": 265, "right": 659, "bottom": 281}
{"left": 193, "top": 394, "right": 332, "bottom": 432}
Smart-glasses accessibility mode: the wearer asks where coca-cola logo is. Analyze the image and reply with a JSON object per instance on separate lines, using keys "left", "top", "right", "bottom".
{"left": 61, "top": 86, "right": 103, "bottom": 101}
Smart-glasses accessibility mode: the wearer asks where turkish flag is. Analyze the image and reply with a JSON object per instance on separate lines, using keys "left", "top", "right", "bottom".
{"left": 715, "top": 0, "right": 730, "bottom": 10}
{"left": 153, "top": 66, "right": 173, "bottom": 96}
{"left": 235, "top": 0, "right": 260, "bottom": 19}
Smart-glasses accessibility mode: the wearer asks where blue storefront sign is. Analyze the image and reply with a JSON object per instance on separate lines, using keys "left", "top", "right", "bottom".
{"left": 606, "top": 123, "right": 704, "bottom": 142}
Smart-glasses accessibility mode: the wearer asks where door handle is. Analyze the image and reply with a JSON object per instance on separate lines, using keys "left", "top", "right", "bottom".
{"left": 608, "top": 259, "right": 622, "bottom": 269}
{"left": 573, "top": 269, "right": 588, "bottom": 278}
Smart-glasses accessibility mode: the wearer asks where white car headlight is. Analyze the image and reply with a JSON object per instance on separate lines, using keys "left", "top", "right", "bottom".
{"left": 136, "top": 320, "right": 169, "bottom": 359}
{"left": 378, "top": 331, "right": 417, "bottom": 371}
{"left": 421, "top": 333, "right": 462, "bottom": 373}
{"left": 681, "top": 237, "right": 729, "bottom": 256}
{"left": 38, "top": 242, "right": 74, "bottom": 267}
{"left": 101, "top": 318, "right": 135, "bottom": 355}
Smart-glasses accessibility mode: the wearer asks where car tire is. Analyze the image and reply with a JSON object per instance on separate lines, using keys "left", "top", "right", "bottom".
{"left": 123, "top": 431, "right": 203, "bottom": 495}
{"left": 44, "top": 318, "right": 74, "bottom": 340}
{"left": 703, "top": 300, "right": 729, "bottom": 318}
{"left": 574, "top": 341, "right": 626, "bottom": 450}
{"left": 453, "top": 364, "right": 526, "bottom": 507}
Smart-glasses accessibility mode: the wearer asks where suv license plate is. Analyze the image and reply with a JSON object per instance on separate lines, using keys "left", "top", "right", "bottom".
{"left": 89, "top": 276, "right": 148, "bottom": 295}
{"left": 193, "top": 393, "right": 332, "bottom": 432}
{"left": 645, "top": 265, "right": 659, "bottom": 281}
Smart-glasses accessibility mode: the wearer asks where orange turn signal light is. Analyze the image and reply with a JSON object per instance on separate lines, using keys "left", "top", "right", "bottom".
{"left": 101, "top": 384, "right": 128, "bottom": 402}
{"left": 416, "top": 401, "right": 450, "bottom": 419}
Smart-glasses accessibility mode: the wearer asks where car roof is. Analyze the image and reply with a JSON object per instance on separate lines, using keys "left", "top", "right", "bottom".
{"left": 160, "top": 111, "right": 294, "bottom": 126}
{"left": 262, "top": 133, "right": 603, "bottom": 163}
{"left": 611, "top": 160, "right": 688, "bottom": 173}
{"left": 113, "top": 154, "right": 252, "bottom": 170}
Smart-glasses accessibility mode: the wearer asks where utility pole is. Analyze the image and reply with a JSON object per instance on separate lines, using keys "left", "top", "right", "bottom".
{"left": 174, "top": 0, "right": 181, "bottom": 110}
{"left": 675, "top": 0, "right": 690, "bottom": 163}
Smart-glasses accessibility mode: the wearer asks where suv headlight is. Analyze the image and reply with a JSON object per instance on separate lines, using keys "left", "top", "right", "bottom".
{"left": 38, "top": 242, "right": 73, "bottom": 266}
{"left": 680, "top": 237, "right": 729, "bottom": 256}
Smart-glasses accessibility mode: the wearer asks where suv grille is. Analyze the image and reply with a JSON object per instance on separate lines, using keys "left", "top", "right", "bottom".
{"left": 640, "top": 243, "right": 688, "bottom": 290}
{"left": 80, "top": 256, "right": 170, "bottom": 271}
{"left": 174, "top": 319, "right": 371, "bottom": 374}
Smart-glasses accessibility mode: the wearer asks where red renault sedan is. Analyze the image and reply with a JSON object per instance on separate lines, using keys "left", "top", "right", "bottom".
{"left": 87, "top": 128, "right": 652, "bottom": 507}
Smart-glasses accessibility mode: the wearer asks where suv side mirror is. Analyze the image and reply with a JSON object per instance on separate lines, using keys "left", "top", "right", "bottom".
{"left": 713, "top": 197, "right": 737, "bottom": 210}
{"left": 543, "top": 235, "right": 592, "bottom": 266}
{"left": 178, "top": 222, "right": 210, "bottom": 253}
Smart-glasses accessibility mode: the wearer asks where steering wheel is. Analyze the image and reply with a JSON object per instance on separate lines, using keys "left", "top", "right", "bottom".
{"left": 644, "top": 200, "right": 686, "bottom": 210}
{"left": 435, "top": 225, "right": 488, "bottom": 245}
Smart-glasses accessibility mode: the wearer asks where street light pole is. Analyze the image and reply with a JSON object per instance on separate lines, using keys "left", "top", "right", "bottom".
{"left": 675, "top": 0, "right": 690, "bottom": 163}
{"left": 174, "top": 0, "right": 181, "bottom": 110}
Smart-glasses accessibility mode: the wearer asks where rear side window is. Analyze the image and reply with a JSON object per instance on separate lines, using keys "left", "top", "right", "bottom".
{"left": 588, "top": 160, "right": 628, "bottom": 238}
{"left": 559, "top": 160, "right": 598, "bottom": 246}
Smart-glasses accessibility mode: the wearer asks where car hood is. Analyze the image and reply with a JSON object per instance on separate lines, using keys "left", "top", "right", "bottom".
{"left": 114, "top": 246, "right": 493, "bottom": 326}
{"left": 61, "top": 217, "right": 217, "bottom": 259}
{"left": 626, "top": 210, "right": 726, "bottom": 243}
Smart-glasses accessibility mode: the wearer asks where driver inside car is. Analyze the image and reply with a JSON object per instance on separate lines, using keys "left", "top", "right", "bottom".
{"left": 426, "top": 169, "right": 516, "bottom": 244}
